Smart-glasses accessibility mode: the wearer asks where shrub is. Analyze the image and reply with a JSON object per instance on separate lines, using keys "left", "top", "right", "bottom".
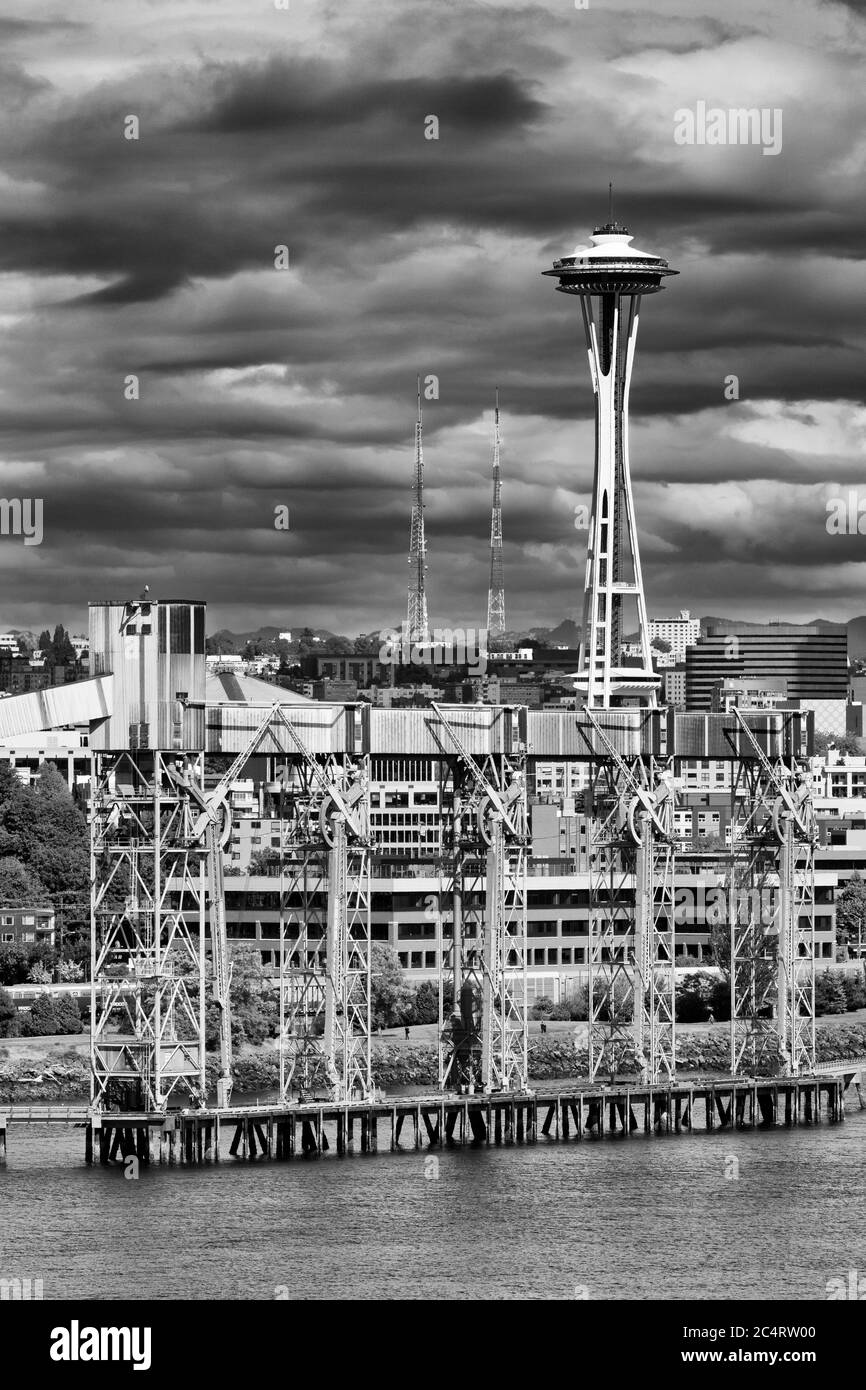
{"left": 17, "top": 993, "right": 83, "bottom": 1036}
{"left": 407, "top": 981, "right": 440, "bottom": 1026}
{"left": 675, "top": 972, "right": 717, "bottom": 1023}
{"left": 842, "top": 972, "right": 866, "bottom": 1011}
{"left": 549, "top": 1002, "right": 573, "bottom": 1021}
{"left": 530, "top": 995, "right": 555, "bottom": 1019}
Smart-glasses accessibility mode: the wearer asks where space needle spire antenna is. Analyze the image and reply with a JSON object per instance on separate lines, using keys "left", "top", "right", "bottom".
{"left": 543, "top": 208, "right": 677, "bottom": 707}
{"left": 486, "top": 388, "right": 506, "bottom": 636}
{"left": 407, "top": 376, "right": 430, "bottom": 643}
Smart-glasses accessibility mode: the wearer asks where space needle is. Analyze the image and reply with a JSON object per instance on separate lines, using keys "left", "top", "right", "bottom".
{"left": 544, "top": 207, "right": 677, "bottom": 708}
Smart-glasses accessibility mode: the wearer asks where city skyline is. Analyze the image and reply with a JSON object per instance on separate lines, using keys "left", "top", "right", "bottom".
{"left": 1, "top": 0, "right": 865, "bottom": 636}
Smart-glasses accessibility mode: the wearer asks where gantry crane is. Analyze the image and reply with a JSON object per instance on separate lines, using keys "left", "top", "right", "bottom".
{"left": 432, "top": 704, "right": 528, "bottom": 1094}
{"left": 166, "top": 703, "right": 289, "bottom": 1107}
{"left": 728, "top": 709, "right": 817, "bottom": 1077}
{"left": 169, "top": 702, "right": 374, "bottom": 1107}
{"left": 579, "top": 709, "right": 678, "bottom": 1084}
{"left": 269, "top": 714, "right": 373, "bottom": 1103}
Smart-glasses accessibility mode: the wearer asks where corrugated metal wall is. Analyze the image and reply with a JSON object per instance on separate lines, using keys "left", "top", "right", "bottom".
{"left": 206, "top": 703, "right": 350, "bottom": 755}
{"left": 0, "top": 676, "right": 112, "bottom": 740}
{"left": 89, "top": 601, "right": 205, "bottom": 752}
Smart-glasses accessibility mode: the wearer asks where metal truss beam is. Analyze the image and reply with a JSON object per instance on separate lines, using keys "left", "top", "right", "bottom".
{"left": 727, "top": 713, "right": 816, "bottom": 1077}
{"left": 434, "top": 708, "right": 528, "bottom": 1094}
{"left": 276, "top": 751, "right": 373, "bottom": 1103}
{"left": 90, "top": 751, "right": 206, "bottom": 1112}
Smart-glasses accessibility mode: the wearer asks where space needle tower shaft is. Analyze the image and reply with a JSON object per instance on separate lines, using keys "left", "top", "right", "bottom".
{"left": 544, "top": 209, "right": 677, "bottom": 708}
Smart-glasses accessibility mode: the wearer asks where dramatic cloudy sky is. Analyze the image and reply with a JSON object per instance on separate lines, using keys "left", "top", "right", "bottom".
{"left": 0, "top": 0, "right": 864, "bottom": 637}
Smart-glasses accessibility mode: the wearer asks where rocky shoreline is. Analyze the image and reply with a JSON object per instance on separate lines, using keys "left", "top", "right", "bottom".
{"left": 2, "top": 1022, "right": 865, "bottom": 1103}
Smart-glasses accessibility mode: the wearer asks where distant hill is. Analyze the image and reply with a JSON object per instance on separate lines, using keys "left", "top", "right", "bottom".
{"left": 537, "top": 618, "right": 581, "bottom": 647}
{"left": 700, "top": 615, "right": 865, "bottom": 658}
{"left": 207, "top": 626, "right": 341, "bottom": 654}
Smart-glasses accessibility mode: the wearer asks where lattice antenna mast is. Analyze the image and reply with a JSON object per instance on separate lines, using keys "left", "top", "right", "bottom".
{"left": 407, "top": 377, "right": 430, "bottom": 643}
{"left": 486, "top": 388, "right": 505, "bottom": 635}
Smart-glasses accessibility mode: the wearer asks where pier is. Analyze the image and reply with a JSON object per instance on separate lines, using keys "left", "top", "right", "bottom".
{"left": 0, "top": 1070, "right": 858, "bottom": 1168}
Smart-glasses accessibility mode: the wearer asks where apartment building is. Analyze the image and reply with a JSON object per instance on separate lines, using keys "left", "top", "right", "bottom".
{"left": 0, "top": 906, "right": 56, "bottom": 946}
{"left": 649, "top": 610, "right": 701, "bottom": 663}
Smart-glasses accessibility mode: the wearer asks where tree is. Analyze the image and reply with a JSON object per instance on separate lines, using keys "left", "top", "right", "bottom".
{"left": 52, "top": 624, "right": 76, "bottom": 665}
{"left": 19, "top": 993, "right": 82, "bottom": 1036}
{"left": 0, "top": 857, "right": 51, "bottom": 907}
{"left": 814, "top": 732, "right": 862, "bottom": 757}
{"left": 0, "top": 985, "right": 16, "bottom": 1036}
{"left": 0, "top": 941, "right": 30, "bottom": 985}
{"left": 0, "top": 764, "right": 90, "bottom": 937}
{"left": 249, "top": 849, "right": 281, "bottom": 874}
{"left": 842, "top": 971, "right": 866, "bottom": 1011}
{"left": 530, "top": 995, "right": 555, "bottom": 1019}
{"left": 37, "top": 629, "right": 53, "bottom": 662}
{"left": 836, "top": 873, "right": 866, "bottom": 960}
{"left": 370, "top": 943, "right": 412, "bottom": 1029}
{"left": 815, "top": 970, "right": 848, "bottom": 1016}
{"left": 675, "top": 972, "right": 716, "bottom": 1023}
{"left": 407, "top": 980, "right": 439, "bottom": 1025}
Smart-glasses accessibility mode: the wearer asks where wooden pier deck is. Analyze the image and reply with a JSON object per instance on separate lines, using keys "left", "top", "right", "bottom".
{"left": 1, "top": 1072, "right": 858, "bottom": 1168}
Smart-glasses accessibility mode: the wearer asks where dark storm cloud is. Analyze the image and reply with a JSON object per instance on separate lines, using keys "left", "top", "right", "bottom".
{"left": 187, "top": 59, "right": 547, "bottom": 135}
{"left": 0, "top": 0, "right": 864, "bottom": 635}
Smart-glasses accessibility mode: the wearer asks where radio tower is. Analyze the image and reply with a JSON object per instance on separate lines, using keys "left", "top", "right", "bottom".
{"left": 407, "top": 377, "right": 429, "bottom": 643}
{"left": 543, "top": 200, "right": 677, "bottom": 707}
{"left": 486, "top": 389, "right": 505, "bottom": 636}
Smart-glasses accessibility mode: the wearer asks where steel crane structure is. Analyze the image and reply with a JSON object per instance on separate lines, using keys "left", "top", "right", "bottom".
{"left": 180, "top": 699, "right": 374, "bottom": 1106}
{"left": 166, "top": 704, "right": 292, "bottom": 1107}
{"left": 91, "top": 633, "right": 375, "bottom": 1114}
{"left": 579, "top": 710, "right": 678, "bottom": 1084}
{"left": 727, "top": 710, "right": 817, "bottom": 1077}
{"left": 90, "top": 748, "right": 208, "bottom": 1111}
{"left": 272, "top": 712, "right": 374, "bottom": 1104}
{"left": 432, "top": 704, "right": 528, "bottom": 1094}
{"left": 89, "top": 597, "right": 212, "bottom": 1113}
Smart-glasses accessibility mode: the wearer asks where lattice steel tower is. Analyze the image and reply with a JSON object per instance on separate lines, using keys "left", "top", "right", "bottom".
{"left": 486, "top": 389, "right": 505, "bottom": 636}
{"left": 407, "top": 378, "right": 430, "bottom": 643}
{"left": 544, "top": 215, "right": 677, "bottom": 707}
